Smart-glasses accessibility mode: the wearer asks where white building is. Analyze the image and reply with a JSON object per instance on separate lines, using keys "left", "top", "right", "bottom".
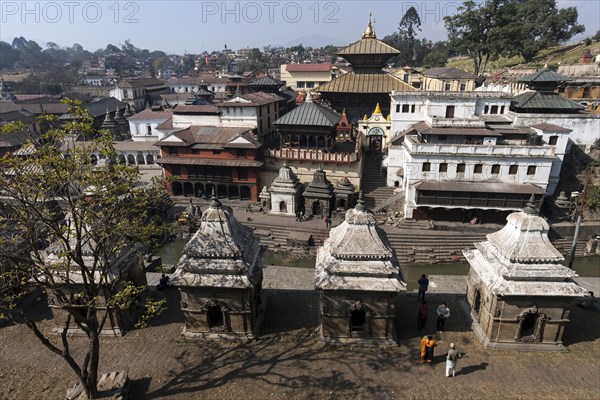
{"left": 109, "top": 78, "right": 168, "bottom": 111}
{"left": 280, "top": 64, "right": 333, "bottom": 90}
{"left": 127, "top": 107, "right": 173, "bottom": 142}
{"left": 387, "top": 91, "right": 571, "bottom": 221}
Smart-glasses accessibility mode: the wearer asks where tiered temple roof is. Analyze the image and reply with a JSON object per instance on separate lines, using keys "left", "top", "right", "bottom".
{"left": 315, "top": 193, "right": 406, "bottom": 292}
{"left": 463, "top": 198, "right": 586, "bottom": 297}
{"left": 171, "top": 195, "right": 262, "bottom": 289}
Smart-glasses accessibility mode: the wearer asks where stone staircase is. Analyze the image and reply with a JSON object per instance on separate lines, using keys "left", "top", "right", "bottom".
{"left": 361, "top": 153, "right": 395, "bottom": 210}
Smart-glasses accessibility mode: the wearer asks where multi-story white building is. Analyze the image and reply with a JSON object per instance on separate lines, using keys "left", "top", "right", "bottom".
{"left": 109, "top": 78, "right": 168, "bottom": 111}
{"left": 387, "top": 91, "right": 571, "bottom": 222}
{"left": 127, "top": 107, "right": 173, "bottom": 142}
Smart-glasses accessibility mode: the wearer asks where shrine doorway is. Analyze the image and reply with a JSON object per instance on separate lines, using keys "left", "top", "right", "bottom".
{"left": 473, "top": 289, "right": 482, "bottom": 315}
{"left": 350, "top": 309, "right": 366, "bottom": 332}
{"left": 172, "top": 182, "right": 183, "bottom": 196}
{"left": 207, "top": 305, "right": 224, "bottom": 330}
{"left": 279, "top": 201, "right": 287, "bottom": 213}
{"left": 520, "top": 312, "right": 538, "bottom": 338}
{"left": 312, "top": 201, "right": 322, "bottom": 217}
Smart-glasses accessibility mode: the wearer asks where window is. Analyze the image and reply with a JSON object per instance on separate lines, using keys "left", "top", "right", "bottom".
{"left": 500, "top": 105, "right": 505, "bottom": 114}
{"left": 474, "top": 164, "right": 483, "bottom": 174}
{"left": 213, "top": 150, "right": 221, "bottom": 155}
{"left": 484, "top": 105, "right": 489, "bottom": 114}
{"left": 491, "top": 105, "right": 499, "bottom": 114}
{"left": 491, "top": 164, "right": 500, "bottom": 174}
{"left": 236, "top": 149, "right": 247, "bottom": 158}
{"left": 438, "top": 135, "right": 447, "bottom": 141}
{"left": 238, "top": 168, "right": 248, "bottom": 180}
{"left": 549, "top": 136, "right": 558, "bottom": 145}
{"left": 460, "top": 83, "right": 466, "bottom": 91}
{"left": 457, "top": 163, "right": 466, "bottom": 173}
{"left": 396, "top": 104, "right": 400, "bottom": 113}
{"left": 509, "top": 165, "right": 518, "bottom": 175}
{"left": 168, "top": 147, "right": 178, "bottom": 155}
{"left": 445, "top": 105, "right": 455, "bottom": 118}
{"left": 403, "top": 73, "right": 409, "bottom": 83}
{"left": 306, "top": 82, "right": 315, "bottom": 88}
{"left": 402, "top": 104, "right": 410, "bottom": 113}
{"left": 147, "top": 124, "right": 152, "bottom": 134}
{"left": 527, "top": 165, "right": 536, "bottom": 175}
{"left": 444, "top": 83, "right": 451, "bottom": 91}
{"left": 439, "top": 163, "right": 448, "bottom": 172}
{"left": 411, "top": 104, "right": 416, "bottom": 113}
{"left": 422, "top": 162, "right": 431, "bottom": 172}
{"left": 297, "top": 81, "right": 305, "bottom": 88}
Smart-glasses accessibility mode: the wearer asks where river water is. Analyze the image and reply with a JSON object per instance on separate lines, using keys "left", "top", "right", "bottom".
{"left": 156, "top": 239, "right": 599, "bottom": 288}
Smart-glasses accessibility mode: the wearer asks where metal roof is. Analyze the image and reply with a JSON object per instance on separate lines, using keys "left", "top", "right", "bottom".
{"left": 337, "top": 38, "right": 400, "bottom": 56}
{"left": 249, "top": 76, "right": 282, "bottom": 86}
{"left": 423, "top": 67, "right": 476, "bottom": 79}
{"left": 512, "top": 91, "right": 584, "bottom": 111}
{"left": 316, "top": 71, "right": 415, "bottom": 93}
{"left": 127, "top": 108, "right": 173, "bottom": 121}
{"left": 518, "top": 70, "right": 571, "bottom": 83}
{"left": 284, "top": 64, "right": 332, "bottom": 72}
{"left": 274, "top": 101, "right": 341, "bottom": 127}
{"left": 412, "top": 122, "right": 503, "bottom": 137}
{"left": 530, "top": 123, "right": 572, "bottom": 133}
{"left": 156, "top": 156, "right": 263, "bottom": 167}
{"left": 415, "top": 181, "right": 545, "bottom": 194}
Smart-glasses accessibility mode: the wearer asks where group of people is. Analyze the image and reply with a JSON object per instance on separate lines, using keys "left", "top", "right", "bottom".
{"left": 417, "top": 274, "right": 461, "bottom": 376}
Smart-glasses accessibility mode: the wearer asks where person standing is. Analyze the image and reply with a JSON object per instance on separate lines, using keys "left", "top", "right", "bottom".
{"left": 420, "top": 335, "right": 428, "bottom": 363}
{"left": 436, "top": 302, "right": 451, "bottom": 332}
{"left": 424, "top": 335, "right": 441, "bottom": 363}
{"left": 446, "top": 343, "right": 461, "bottom": 377}
{"left": 417, "top": 301, "right": 429, "bottom": 331}
{"left": 417, "top": 274, "right": 429, "bottom": 302}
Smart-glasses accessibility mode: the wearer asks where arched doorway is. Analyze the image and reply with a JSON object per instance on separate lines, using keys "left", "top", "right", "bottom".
{"left": 317, "top": 136, "right": 326, "bottom": 148}
{"left": 279, "top": 200, "right": 287, "bottom": 213}
{"left": 350, "top": 309, "right": 366, "bottom": 333}
{"left": 194, "top": 183, "right": 204, "bottom": 198}
{"left": 228, "top": 185, "right": 239, "bottom": 200}
{"left": 217, "top": 184, "right": 227, "bottom": 198}
{"left": 136, "top": 153, "right": 145, "bottom": 165}
{"left": 207, "top": 305, "right": 224, "bottom": 330}
{"left": 118, "top": 154, "right": 126, "bottom": 164}
{"left": 312, "top": 201, "right": 322, "bottom": 217}
{"left": 299, "top": 135, "right": 307, "bottom": 148}
{"left": 473, "top": 289, "right": 482, "bottom": 315}
{"left": 205, "top": 183, "right": 215, "bottom": 198}
{"left": 183, "top": 182, "right": 194, "bottom": 196}
{"left": 240, "top": 186, "right": 251, "bottom": 201}
{"left": 146, "top": 154, "right": 154, "bottom": 164}
{"left": 336, "top": 198, "right": 347, "bottom": 210}
{"left": 520, "top": 312, "right": 538, "bottom": 339}
{"left": 172, "top": 182, "right": 183, "bottom": 196}
{"left": 127, "top": 154, "right": 136, "bottom": 165}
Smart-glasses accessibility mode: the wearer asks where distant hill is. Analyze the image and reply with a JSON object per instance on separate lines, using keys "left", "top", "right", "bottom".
{"left": 446, "top": 40, "right": 600, "bottom": 74}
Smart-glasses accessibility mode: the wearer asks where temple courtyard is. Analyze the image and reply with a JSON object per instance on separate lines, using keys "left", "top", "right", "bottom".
{"left": 1, "top": 283, "right": 599, "bottom": 399}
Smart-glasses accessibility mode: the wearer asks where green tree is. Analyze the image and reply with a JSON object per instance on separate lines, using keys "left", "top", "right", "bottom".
{"left": 399, "top": 6, "right": 422, "bottom": 66}
{"left": 497, "top": 0, "right": 584, "bottom": 63}
{"left": 0, "top": 100, "right": 169, "bottom": 398}
{"left": 444, "top": 0, "right": 500, "bottom": 75}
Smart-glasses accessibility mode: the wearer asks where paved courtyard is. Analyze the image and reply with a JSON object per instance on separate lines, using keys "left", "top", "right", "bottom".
{"left": 1, "top": 285, "right": 599, "bottom": 399}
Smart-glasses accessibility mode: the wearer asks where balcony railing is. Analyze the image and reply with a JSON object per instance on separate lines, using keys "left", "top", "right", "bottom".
{"left": 268, "top": 148, "right": 357, "bottom": 163}
{"left": 404, "top": 136, "right": 555, "bottom": 158}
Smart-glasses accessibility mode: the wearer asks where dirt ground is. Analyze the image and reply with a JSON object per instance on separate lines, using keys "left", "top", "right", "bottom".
{"left": 1, "top": 290, "right": 599, "bottom": 400}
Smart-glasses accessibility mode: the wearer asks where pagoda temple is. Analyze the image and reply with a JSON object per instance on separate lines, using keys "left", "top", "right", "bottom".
{"left": 316, "top": 15, "right": 415, "bottom": 120}
{"left": 462, "top": 197, "right": 587, "bottom": 351}
{"left": 315, "top": 192, "right": 406, "bottom": 344}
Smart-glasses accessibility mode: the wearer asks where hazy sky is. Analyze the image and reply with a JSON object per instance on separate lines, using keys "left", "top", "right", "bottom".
{"left": 1, "top": 1, "right": 598, "bottom": 54}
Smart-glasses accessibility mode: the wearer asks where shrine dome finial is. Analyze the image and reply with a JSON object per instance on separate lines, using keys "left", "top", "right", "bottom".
{"left": 372, "top": 103, "right": 382, "bottom": 115}
{"left": 362, "top": 13, "right": 376, "bottom": 39}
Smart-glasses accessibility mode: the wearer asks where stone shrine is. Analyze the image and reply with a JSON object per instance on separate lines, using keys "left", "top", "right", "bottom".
{"left": 463, "top": 198, "right": 587, "bottom": 351}
{"left": 303, "top": 167, "right": 334, "bottom": 218}
{"left": 269, "top": 162, "right": 303, "bottom": 216}
{"left": 333, "top": 176, "right": 356, "bottom": 211}
{"left": 171, "top": 195, "right": 264, "bottom": 339}
{"left": 315, "top": 193, "right": 406, "bottom": 344}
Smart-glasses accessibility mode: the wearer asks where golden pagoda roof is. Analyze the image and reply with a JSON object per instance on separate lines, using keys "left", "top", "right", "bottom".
{"left": 337, "top": 38, "right": 400, "bottom": 56}
{"left": 316, "top": 71, "right": 415, "bottom": 93}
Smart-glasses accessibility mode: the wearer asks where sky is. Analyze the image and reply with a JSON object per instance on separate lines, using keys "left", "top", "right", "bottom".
{"left": 0, "top": 0, "right": 599, "bottom": 54}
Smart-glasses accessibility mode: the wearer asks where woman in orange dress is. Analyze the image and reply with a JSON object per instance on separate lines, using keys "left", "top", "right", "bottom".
{"left": 420, "top": 335, "right": 428, "bottom": 362}
{"left": 424, "top": 335, "right": 441, "bottom": 363}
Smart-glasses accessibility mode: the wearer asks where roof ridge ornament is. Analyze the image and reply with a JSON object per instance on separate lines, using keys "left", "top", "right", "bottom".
{"left": 355, "top": 190, "right": 366, "bottom": 212}
{"left": 362, "top": 13, "right": 376, "bottom": 39}
{"left": 209, "top": 188, "right": 222, "bottom": 209}
{"left": 523, "top": 194, "right": 537, "bottom": 215}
